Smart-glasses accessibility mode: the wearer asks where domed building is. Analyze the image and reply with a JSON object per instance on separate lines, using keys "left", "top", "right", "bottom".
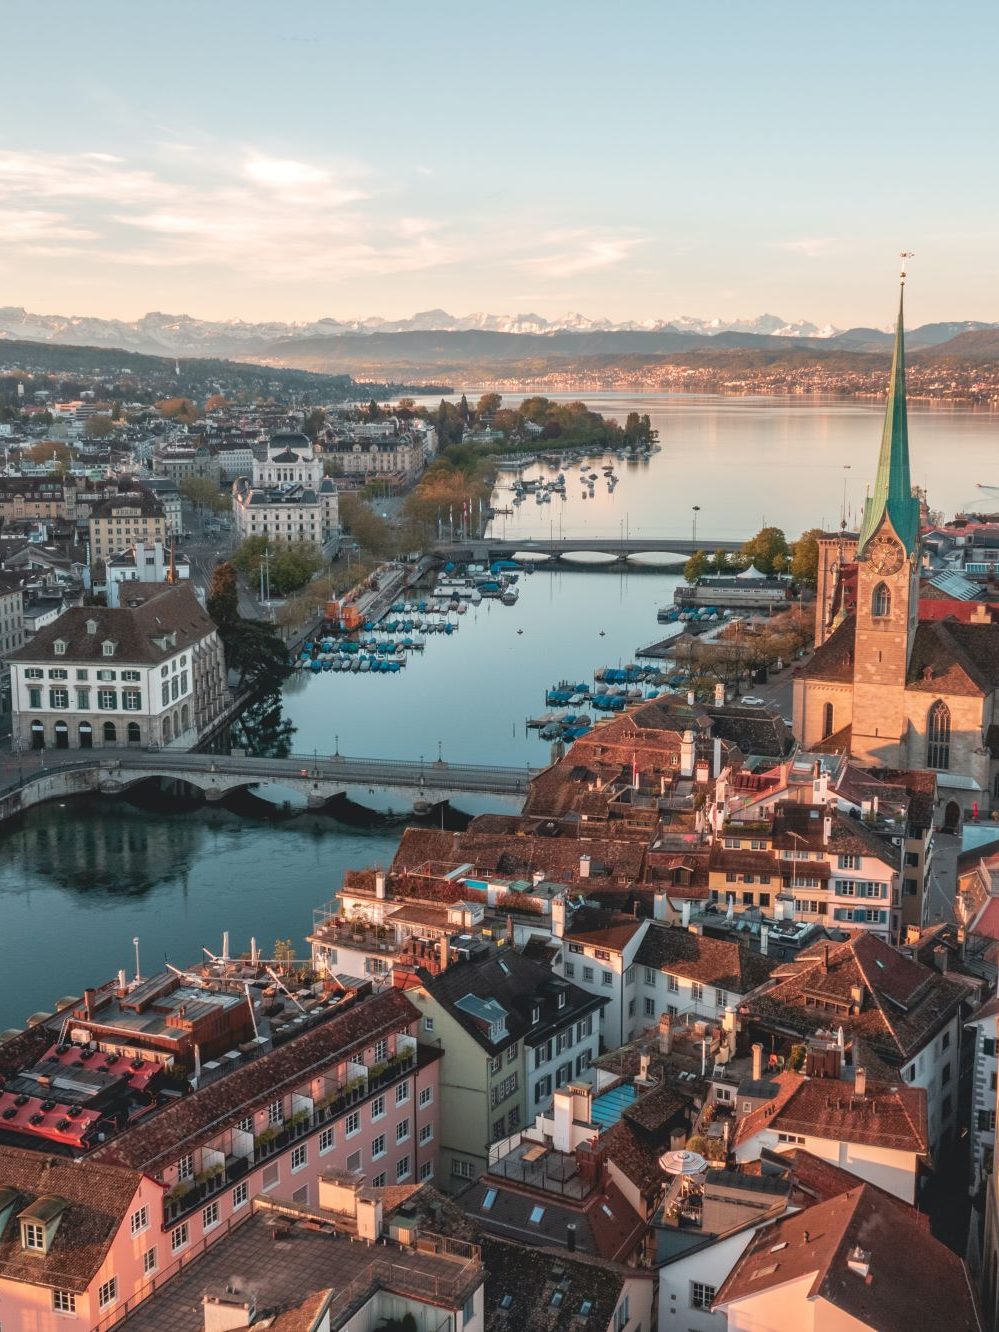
{"left": 232, "top": 431, "right": 339, "bottom": 549}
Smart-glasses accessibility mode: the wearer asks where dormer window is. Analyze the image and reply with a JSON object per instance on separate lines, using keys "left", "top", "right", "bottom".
{"left": 85, "top": 618, "right": 97, "bottom": 635}
{"left": 532, "top": 1005, "right": 541, "bottom": 1024}
{"left": 102, "top": 641, "right": 115, "bottom": 657}
{"left": 22, "top": 1221, "right": 45, "bottom": 1250}
{"left": 53, "top": 639, "right": 66, "bottom": 656}
{"left": 18, "top": 1197, "right": 66, "bottom": 1255}
{"left": 557, "top": 990, "right": 567, "bottom": 1010}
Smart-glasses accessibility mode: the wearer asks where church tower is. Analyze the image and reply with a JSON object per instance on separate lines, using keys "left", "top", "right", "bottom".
{"left": 850, "top": 262, "right": 921, "bottom": 766}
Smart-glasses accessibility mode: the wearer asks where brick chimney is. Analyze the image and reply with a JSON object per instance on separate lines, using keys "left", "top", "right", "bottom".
{"left": 855, "top": 1066, "right": 867, "bottom": 1098}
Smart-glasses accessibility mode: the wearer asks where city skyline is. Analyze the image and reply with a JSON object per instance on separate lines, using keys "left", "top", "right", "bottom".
{"left": 2, "top": 0, "right": 996, "bottom": 328}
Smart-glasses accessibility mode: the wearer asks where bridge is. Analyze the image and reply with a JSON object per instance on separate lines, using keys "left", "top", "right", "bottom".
{"left": 0, "top": 748, "right": 538, "bottom": 822}
{"left": 434, "top": 536, "right": 746, "bottom": 565}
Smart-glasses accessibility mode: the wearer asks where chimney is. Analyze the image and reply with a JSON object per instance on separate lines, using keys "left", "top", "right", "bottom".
{"left": 822, "top": 812, "right": 831, "bottom": 845}
{"left": 658, "top": 1011, "right": 674, "bottom": 1055}
{"left": 682, "top": 899, "right": 692, "bottom": 928}
{"left": 713, "top": 735, "right": 723, "bottom": 778}
{"left": 760, "top": 922, "right": 769, "bottom": 955}
{"left": 579, "top": 854, "right": 591, "bottom": 879}
{"left": 356, "top": 1195, "right": 383, "bottom": 1243}
{"left": 117, "top": 968, "right": 127, "bottom": 997}
{"left": 821, "top": 943, "right": 830, "bottom": 973}
{"left": 203, "top": 1292, "right": 255, "bottom": 1332}
{"left": 854, "top": 1066, "right": 867, "bottom": 1098}
{"left": 687, "top": 690, "right": 696, "bottom": 706}
{"left": 933, "top": 945, "right": 949, "bottom": 975}
{"left": 438, "top": 938, "right": 449, "bottom": 971}
{"left": 726, "top": 894, "right": 734, "bottom": 923}
{"left": 83, "top": 987, "right": 95, "bottom": 1018}
{"left": 552, "top": 895, "right": 566, "bottom": 941}
{"left": 680, "top": 729, "right": 696, "bottom": 779}
{"left": 532, "top": 869, "right": 545, "bottom": 887}
{"left": 375, "top": 870, "right": 387, "bottom": 900}
{"left": 752, "top": 1042, "right": 763, "bottom": 1082}
{"left": 714, "top": 681, "right": 725, "bottom": 706}
{"left": 566, "top": 1222, "right": 577, "bottom": 1252}
{"left": 639, "top": 1051, "right": 651, "bottom": 1082}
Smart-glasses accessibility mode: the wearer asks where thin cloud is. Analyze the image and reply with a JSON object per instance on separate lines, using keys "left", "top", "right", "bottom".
{"left": 776, "top": 237, "right": 838, "bottom": 258}
{"left": 517, "top": 229, "right": 647, "bottom": 278}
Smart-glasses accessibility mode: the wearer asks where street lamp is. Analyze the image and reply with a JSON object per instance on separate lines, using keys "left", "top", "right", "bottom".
{"left": 691, "top": 505, "right": 701, "bottom": 547}
{"left": 133, "top": 936, "right": 142, "bottom": 984}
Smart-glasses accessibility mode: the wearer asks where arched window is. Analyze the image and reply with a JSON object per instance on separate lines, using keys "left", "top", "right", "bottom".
{"left": 872, "top": 582, "right": 891, "bottom": 618}
{"left": 822, "top": 702, "right": 834, "bottom": 740}
{"left": 103, "top": 721, "right": 117, "bottom": 744}
{"left": 127, "top": 722, "right": 141, "bottom": 744}
{"left": 926, "top": 700, "right": 951, "bottom": 770}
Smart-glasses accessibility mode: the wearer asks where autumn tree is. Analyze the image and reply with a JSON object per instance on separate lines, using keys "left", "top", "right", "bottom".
{"left": 684, "top": 551, "right": 710, "bottom": 583}
{"left": 28, "top": 441, "right": 71, "bottom": 465}
{"left": 85, "top": 414, "right": 115, "bottom": 439}
{"left": 476, "top": 392, "right": 502, "bottom": 419}
{"left": 790, "top": 528, "right": 822, "bottom": 586}
{"left": 740, "top": 526, "right": 789, "bottom": 576}
{"left": 180, "top": 476, "right": 229, "bottom": 513}
{"left": 206, "top": 560, "right": 240, "bottom": 631}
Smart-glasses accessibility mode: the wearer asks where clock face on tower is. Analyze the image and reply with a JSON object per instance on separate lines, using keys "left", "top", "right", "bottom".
{"left": 868, "top": 534, "right": 904, "bottom": 576}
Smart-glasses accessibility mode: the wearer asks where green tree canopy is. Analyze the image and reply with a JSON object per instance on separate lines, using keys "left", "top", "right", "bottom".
{"left": 476, "top": 392, "right": 502, "bottom": 418}
{"left": 740, "top": 526, "right": 789, "bottom": 576}
{"left": 790, "top": 528, "right": 823, "bottom": 586}
{"left": 684, "top": 550, "right": 710, "bottom": 583}
{"left": 85, "top": 414, "right": 115, "bottom": 439}
{"left": 180, "top": 475, "right": 229, "bottom": 513}
{"left": 232, "top": 536, "right": 325, "bottom": 596}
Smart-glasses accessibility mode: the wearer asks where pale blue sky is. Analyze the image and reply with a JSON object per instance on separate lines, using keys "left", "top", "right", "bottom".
{"left": 3, "top": 0, "right": 995, "bottom": 326}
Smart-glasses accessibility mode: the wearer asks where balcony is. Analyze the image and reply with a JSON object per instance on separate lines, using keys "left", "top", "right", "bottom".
{"left": 163, "top": 1155, "right": 249, "bottom": 1226}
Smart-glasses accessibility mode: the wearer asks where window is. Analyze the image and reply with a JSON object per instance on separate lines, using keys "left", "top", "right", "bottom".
{"left": 715, "top": 988, "right": 726, "bottom": 1009}
{"left": 395, "top": 1081, "right": 410, "bottom": 1105}
{"left": 49, "top": 688, "right": 68, "bottom": 709}
{"left": 614, "top": 1296, "right": 629, "bottom": 1331}
{"left": 54, "top": 639, "right": 66, "bottom": 656}
{"left": 122, "top": 670, "right": 140, "bottom": 682}
{"left": 49, "top": 668, "right": 68, "bottom": 680}
{"left": 76, "top": 688, "right": 89, "bottom": 709}
{"left": 493, "top": 1115, "right": 505, "bottom": 1141}
{"left": 507, "top": 1041, "right": 518, "bottom": 1064}
{"left": 644, "top": 997, "right": 655, "bottom": 1018}
{"left": 871, "top": 581, "right": 891, "bottom": 619}
{"left": 564, "top": 961, "right": 575, "bottom": 978}
{"left": 644, "top": 967, "right": 656, "bottom": 986}
{"left": 130, "top": 1205, "right": 149, "bottom": 1235}
{"left": 691, "top": 982, "right": 703, "bottom": 1002}
{"left": 102, "top": 641, "right": 115, "bottom": 656}
{"left": 942, "top": 1029, "right": 951, "bottom": 1049}
{"left": 170, "top": 1223, "right": 189, "bottom": 1253}
{"left": 667, "top": 974, "right": 679, "bottom": 993}
{"left": 927, "top": 700, "right": 951, "bottom": 770}
{"left": 177, "top": 1155, "right": 194, "bottom": 1181}
{"left": 582, "top": 966, "right": 594, "bottom": 983}
{"left": 346, "top": 1150, "right": 362, "bottom": 1173}
{"left": 123, "top": 689, "right": 141, "bottom": 711}
{"left": 28, "top": 687, "right": 41, "bottom": 708}
{"left": 419, "top": 1160, "right": 434, "bottom": 1182}
{"left": 371, "top": 1094, "right": 386, "bottom": 1120}
{"left": 534, "top": 1074, "right": 553, "bottom": 1103}
{"left": 372, "top": 1135, "right": 386, "bottom": 1159}
{"left": 319, "top": 1127, "right": 334, "bottom": 1154}
{"left": 396, "top": 1155, "right": 410, "bottom": 1181}
{"left": 419, "top": 1086, "right": 433, "bottom": 1108}
{"left": 203, "top": 1201, "right": 220, "bottom": 1230}
{"left": 291, "top": 1144, "right": 307, "bottom": 1172}
{"left": 452, "top": 1159, "right": 476, "bottom": 1180}
{"left": 23, "top": 1222, "right": 45, "bottom": 1250}
{"left": 690, "top": 1282, "right": 716, "bottom": 1311}
{"left": 25, "top": 668, "right": 43, "bottom": 680}
{"left": 232, "top": 1181, "right": 249, "bottom": 1209}
{"left": 601, "top": 970, "right": 612, "bottom": 987}
{"left": 822, "top": 700, "right": 835, "bottom": 739}
{"left": 96, "top": 669, "right": 115, "bottom": 682}
{"left": 97, "top": 688, "right": 117, "bottom": 710}
{"left": 346, "top": 1111, "right": 360, "bottom": 1136}
{"left": 53, "top": 1290, "right": 77, "bottom": 1314}
{"left": 423, "top": 1016, "right": 434, "bottom": 1033}
{"left": 268, "top": 1100, "right": 284, "bottom": 1125}
{"left": 529, "top": 1205, "right": 546, "bottom": 1225}
{"left": 143, "top": 1247, "right": 157, "bottom": 1275}
{"left": 419, "top": 1122, "right": 434, "bottom": 1144}
{"left": 374, "top": 1038, "right": 388, "bottom": 1063}
{"left": 396, "top": 1118, "right": 410, "bottom": 1143}
{"left": 627, "top": 997, "right": 636, "bottom": 1018}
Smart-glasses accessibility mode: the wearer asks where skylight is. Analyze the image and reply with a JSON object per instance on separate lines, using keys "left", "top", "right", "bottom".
{"left": 529, "top": 1205, "right": 546, "bottom": 1224}
{"left": 500, "top": 1295, "right": 513, "bottom": 1310}
{"left": 550, "top": 1292, "right": 564, "bottom": 1309}
{"left": 483, "top": 1188, "right": 497, "bottom": 1211}
{"left": 579, "top": 1302, "right": 593, "bottom": 1317}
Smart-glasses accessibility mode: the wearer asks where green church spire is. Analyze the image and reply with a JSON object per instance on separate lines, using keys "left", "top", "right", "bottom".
{"left": 856, "top": 266, "right": 920, "bottom": 556}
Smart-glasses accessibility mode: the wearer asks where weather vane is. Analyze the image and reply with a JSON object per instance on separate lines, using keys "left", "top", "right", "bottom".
{"left": 899, "top": 250, "right": 915, "bottom": 285}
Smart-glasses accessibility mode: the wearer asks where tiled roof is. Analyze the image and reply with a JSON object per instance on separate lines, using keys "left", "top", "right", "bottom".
{"left": 634, "top": 923, "right": 777, "bottom": 992}
{"left": 466, "top": 1174, "right": 644, "bottom": 1264}
{"left": 426, "top": 953, "right": 605, "bottom": 1056}
{"left": 8, "top": 583, "right": 217, "bottom": 665}
{"left": 91, "top": 989, "right": 419, "bottom": 1172}
{"left": 797, "top": 616, "right": 856, "bottom": 683}
{"left": 482, "top": 1237, "right": 633, "bottom": 1332}
{"left": 770, "top": 1076, "right": 928, "bottom": 1154}
{"left": 748, "top": 932, "right": 965, "bottom": 1068}
{"left": 777, "top": 1146, "right": 927, "bottom": 1222}
{"left": 91, "top": 492, "right": 164, "bottom": 519}
{"left": 733, "top": 1071, "right": 806, "bottom": 1146}
{"left": 713, "top": 1184, "right": 980, "bottom": 1330}
{"left": 564, "top": 908, "right": 646, "bottom": 952}
{"left": 907, "top": 620, "right": 999, "bottom": 696}
{"left": 0, "top": 1147, "right": 143, "bottom": 1293}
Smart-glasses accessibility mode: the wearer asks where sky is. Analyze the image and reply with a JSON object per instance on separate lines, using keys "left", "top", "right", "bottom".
{"left": 2, "top": 0, "right": 997, "bottom": 328}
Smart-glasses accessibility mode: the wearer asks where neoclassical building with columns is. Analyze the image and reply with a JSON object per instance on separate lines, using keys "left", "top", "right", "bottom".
{"left": 792, "top": 283, "right": 999, "bottom": 824}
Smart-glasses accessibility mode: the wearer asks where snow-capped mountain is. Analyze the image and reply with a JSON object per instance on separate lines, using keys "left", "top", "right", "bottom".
{"left": 0, "top": 304, "right": 847, "bottom": 357}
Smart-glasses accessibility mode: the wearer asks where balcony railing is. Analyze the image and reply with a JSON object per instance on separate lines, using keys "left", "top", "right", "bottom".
{"left": 163, "top": 1155, "right": 249, "bottom": 1226}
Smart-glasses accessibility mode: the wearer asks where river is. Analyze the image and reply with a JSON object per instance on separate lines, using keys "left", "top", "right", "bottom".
{"left": 0, "top": 392, "right": 995, "bottom": 1028}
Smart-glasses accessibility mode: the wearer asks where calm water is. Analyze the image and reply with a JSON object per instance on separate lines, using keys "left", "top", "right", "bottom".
{"left": 2, "top": 393, "right": 996, "bottom": 1028}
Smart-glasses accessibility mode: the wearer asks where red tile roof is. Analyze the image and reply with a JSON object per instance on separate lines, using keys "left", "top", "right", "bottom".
{"left": 769, "top": 1076, "right": 928, "bottom": 1155}
{"left": 713, "top": 1184, "right": 981, "bottom": 1330}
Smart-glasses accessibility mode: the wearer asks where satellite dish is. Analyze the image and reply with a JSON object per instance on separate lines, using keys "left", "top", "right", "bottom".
{"left": 659, "top": 1149, "right": 708, "bottom": 1176}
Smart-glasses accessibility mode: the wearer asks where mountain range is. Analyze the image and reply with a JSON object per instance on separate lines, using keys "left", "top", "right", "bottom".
{"left": 0, "top": 304, "right": 996, "bottom": 361}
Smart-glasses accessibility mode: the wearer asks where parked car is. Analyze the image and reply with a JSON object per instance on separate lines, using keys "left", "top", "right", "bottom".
{"left": 740, "top": 695, "right": 765, "bottom": 706}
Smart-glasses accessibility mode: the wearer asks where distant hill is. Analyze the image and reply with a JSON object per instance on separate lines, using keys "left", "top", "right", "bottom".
{"left": 917, "top": 328, "right": 999, "bottom": 360}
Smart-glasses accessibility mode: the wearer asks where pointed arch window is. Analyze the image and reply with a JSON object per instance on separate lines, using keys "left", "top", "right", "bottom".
{"left": 822, "top": 702, "right": 834, "bottom": 740}
{"left": 926, "top": 700, "right": 951, "bottom": 770}
{"left": 871, "top": 582, "right": 891, "bottom": 619}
